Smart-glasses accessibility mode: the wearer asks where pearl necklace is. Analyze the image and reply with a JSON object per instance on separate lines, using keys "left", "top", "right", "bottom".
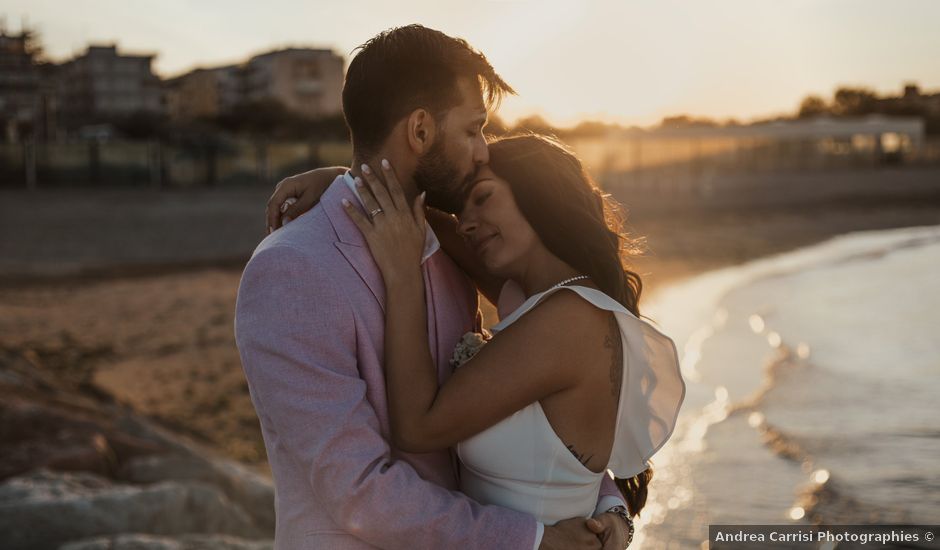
{"left": 547, "top": 275, "right": 590, "bottom": 291}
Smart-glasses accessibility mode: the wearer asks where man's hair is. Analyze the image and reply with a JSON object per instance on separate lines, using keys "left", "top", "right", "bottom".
{"left": 342, "top": 24, "right": 515, "bottom": 156}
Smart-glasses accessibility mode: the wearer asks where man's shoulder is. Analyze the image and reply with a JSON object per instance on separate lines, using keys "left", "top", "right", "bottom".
{"left": 236, "top": 207, "right": 351, "bottom": 315}
{"left": 239, "top": 209, "right": 349, "bottom": 293}
{"left": 252, "top": 206, "right": 336, "bottom": 260}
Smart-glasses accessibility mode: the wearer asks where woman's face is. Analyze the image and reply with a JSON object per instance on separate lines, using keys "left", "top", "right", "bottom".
{"left": 456, "top": 165, "right": 540, "bottom": 277}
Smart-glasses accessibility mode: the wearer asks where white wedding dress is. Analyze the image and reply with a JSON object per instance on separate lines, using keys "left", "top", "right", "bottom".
{"left": 456, "top": 284, "right": 685, "bottom": 524}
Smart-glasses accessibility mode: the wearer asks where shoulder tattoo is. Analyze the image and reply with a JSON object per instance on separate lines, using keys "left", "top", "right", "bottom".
{"left": 604, "top": 313, "right": 623, "bottom": 400}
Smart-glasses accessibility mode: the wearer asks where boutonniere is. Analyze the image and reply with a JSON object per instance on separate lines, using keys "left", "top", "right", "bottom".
{"left": 449, "top": 330, "right": 492, "bottom": 368}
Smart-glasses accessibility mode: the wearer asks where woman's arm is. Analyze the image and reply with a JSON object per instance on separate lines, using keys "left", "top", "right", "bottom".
{"left": 345, "top": 161, "right": 604, "bottom": 453}
{"left": 388, "top": 285, "right": 598, "bottom": 452}
{"left": 265, "top": 166, "right": 347, "bottom": 232}
{"left": 426, "top": 209, "right": 506, "bottom": 305}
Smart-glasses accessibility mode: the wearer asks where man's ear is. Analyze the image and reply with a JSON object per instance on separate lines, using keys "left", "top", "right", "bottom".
{"left": 407, "top": 109, "right": 438, "bottom": 155}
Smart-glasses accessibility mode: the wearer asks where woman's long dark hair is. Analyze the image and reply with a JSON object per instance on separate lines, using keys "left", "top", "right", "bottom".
{"left": 486, "top": 133, "right": 652, "bottom": 517}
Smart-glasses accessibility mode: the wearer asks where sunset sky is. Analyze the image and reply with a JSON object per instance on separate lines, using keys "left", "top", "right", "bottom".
{"left": 6, "top": 0, "right": 940, "bottom": 127}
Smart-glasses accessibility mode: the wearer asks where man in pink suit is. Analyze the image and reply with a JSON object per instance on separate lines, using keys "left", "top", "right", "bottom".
{"left": 235, "top": 25, "right": 631, "bottom": 549}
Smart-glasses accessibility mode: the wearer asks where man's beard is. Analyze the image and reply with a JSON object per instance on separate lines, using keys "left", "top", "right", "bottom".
{"left": 413, "top": 140, "right": 477, "bottom": 214}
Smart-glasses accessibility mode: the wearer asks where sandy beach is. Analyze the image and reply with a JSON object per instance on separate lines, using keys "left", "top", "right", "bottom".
{"left": 2, "top": 181, "right": 939, "bottom": 471}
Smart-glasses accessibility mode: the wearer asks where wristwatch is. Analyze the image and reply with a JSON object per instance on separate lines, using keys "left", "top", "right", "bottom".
{"left": 605, "top": 505, "right": 635, "bottom": 548}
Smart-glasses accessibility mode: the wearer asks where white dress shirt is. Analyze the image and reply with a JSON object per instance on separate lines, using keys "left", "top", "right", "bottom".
{"left": 342, "top": 171, "right": 440, "bottom": 264}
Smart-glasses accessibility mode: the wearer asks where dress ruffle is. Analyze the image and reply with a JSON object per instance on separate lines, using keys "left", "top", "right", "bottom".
{"left": 491, "top": 283, "right": 686, "bottom": 479}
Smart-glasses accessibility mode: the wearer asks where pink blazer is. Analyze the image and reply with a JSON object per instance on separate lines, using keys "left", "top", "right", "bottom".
{"left": 235, "top": 176, "right": 621, "bottom": 549}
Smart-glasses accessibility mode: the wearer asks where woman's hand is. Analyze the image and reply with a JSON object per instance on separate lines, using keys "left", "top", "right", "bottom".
{"left": 343, "top": 160, "right": 427, "bottom": 287}
{"left": 265, "top": 166, "right": 347, "bottom": 233}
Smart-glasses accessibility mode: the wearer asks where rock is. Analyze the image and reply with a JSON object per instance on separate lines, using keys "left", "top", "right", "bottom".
{"left": 0, "top": 357, "right": 166, "bottom": 483}
{"left": 60, "top": 533, "right": 273, "bottom": 550}
{"left": 0, "top": 470, "right": 265, "bottom": 550}
{"left": 118, "top": 454, "right": 274, "bottom": 533}
{"left": 0, "top": 345, "right": 276, "bottom": 549}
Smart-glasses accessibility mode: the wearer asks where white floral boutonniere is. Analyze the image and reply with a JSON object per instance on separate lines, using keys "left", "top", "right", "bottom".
{"left": 449, "top": 330, "right": 492, "bottom": 368}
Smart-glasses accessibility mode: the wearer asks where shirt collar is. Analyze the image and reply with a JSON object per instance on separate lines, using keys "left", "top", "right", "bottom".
{"left": 343, "top": 171, "right": 440, "bottom": 264}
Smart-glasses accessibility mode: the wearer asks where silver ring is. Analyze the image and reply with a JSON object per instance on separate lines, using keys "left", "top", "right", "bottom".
{"left": 369, "top": 207, "right": 384, "bottom": 218}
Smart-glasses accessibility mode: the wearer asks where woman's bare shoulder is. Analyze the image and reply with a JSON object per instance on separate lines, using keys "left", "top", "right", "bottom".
{"left": 507, "top": 288, "right": 613, "bottom": 355}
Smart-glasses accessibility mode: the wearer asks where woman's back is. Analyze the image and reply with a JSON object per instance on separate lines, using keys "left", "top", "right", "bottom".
{"left": 457, "top": 284, "right": 684, "bottom": 524}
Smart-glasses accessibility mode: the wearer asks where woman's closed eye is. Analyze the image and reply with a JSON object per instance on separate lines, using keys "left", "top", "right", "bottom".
{"left": 467, "top": 122, "right": 484, "bottom": 137}
{"left": 474, "top": 191, "right": 491, "bottom": 206}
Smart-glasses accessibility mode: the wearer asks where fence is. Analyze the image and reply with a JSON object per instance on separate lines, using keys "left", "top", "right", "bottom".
{"left": 0, "top": 140, "right": 353, "bottom": 189}
{"left": 2, "top": 132, "right": 939, "bottom": 192}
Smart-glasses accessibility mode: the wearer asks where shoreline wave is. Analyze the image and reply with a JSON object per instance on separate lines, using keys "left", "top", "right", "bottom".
{"left": 638, "top": 224, "right": 940, "bottom": 546}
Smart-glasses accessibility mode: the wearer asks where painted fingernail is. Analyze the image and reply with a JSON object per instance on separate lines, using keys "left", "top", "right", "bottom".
{"left": 354, "top": 177, "right": 363, "bottom": 187}
{"left": 361, "top": 163, "right": 371, "bottom": 174}
{"left": 381, "top": 159, "right": 390, "bottom": 170}
{"left": 341, "top": 198, "right": 350, "bottom": 206}
{"left": 420, "top": 191, "right": 426, "bottom": 202}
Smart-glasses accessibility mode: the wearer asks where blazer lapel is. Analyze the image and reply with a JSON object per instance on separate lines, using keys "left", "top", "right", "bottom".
{"left": 336, "top": 242, "right": 386, "bottom": 313}
{"left": 322, "top": 176, "right": 386, "bottom": 313}
{"left": 422, "top": 254, "right": 442, "bottom": 376}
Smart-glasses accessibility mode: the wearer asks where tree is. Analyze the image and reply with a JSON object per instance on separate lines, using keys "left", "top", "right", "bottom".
{"left": 659, "top": 115, "right": 718, "bottom": 128}
{"left": 116, "top": 110, "right": 169, "bottom": 140}
{"left": 798, "top": 95, "right": 829, "bottom": 118}
{"left": 483, "top": 113, "right": 510, "bottom": 136}
{"left": 567, "top": 120, "right": 616, "bottom": 137}
{"left": 512, "top": 114, "right": 557, "bottom": 135}
{"left": 215, "top": 99, "right": 304, "bottom": 138}
{"left": 832, "top": 87, "right": 878, "bottom": 116}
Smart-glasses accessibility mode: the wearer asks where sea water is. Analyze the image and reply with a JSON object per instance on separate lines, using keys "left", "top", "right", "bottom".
{"left": 634, "top": 225, "right": 940, "bottom": 549}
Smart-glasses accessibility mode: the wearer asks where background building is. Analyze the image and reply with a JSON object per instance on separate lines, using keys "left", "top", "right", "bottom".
{"left": 241, "top": 48, "right": 343, "bottom": 119}
{"left": 165, "top": 65, "right": 241, "bottom": 121}
{"left": 0, "top": 28, "right": 56, "bottom": 142}
{"left": 166, "top": 47, "right": 344, "bottom": 123}
{"left": 899, "top": 84, "right": 940, "bottom": 118}
{"left": 56, "top": 44, "right": 163, "bottom": 129}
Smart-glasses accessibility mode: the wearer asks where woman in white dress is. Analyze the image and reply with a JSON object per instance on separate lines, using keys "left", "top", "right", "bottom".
{"left": 282, "top": 134, "right": 684, "bottom": 545}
